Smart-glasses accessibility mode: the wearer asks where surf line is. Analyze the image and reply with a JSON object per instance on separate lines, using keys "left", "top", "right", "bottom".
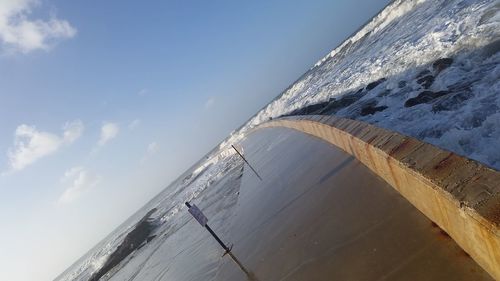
{"left": 185, "top": 202, "right": 258, "bottom": 280}
{"left": 232, "top": 144, "right": 263, "bottom": 181}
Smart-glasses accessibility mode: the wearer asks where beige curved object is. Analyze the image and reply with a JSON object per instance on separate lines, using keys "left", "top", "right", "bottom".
{"left": 257, "top": 115, "right": 500, "bottom": 280}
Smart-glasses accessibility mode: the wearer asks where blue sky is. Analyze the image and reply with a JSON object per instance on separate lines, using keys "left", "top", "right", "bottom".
{"left": 0, "top": 0, "right": 389, "bottom": 280}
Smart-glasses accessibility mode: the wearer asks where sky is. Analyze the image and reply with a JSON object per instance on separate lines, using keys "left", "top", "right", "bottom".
{"left": 0, "top": 0, "right": 390, "bottom": 280}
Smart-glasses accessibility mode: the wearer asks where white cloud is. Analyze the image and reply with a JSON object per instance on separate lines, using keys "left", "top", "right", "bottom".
{"left": 140, "top": 141, "right": 159, "bottom": 164}
{"left": 128, "top": 119, "right": 141, "bottom": 130}
{"left": 147, "top": 142, "right": 158, "bottom": 154}
{"left": 6, "top": 120, "right": 83, "bottom": 172}
{"left": 138, "top": 89, "right": 147, "bottom": 96}
{"left": 0, "top": 0, "right": 76, "bottom": 53}
{"left": 58, "top": 166, "right": 99, "bottom": 204}
{"left": 204, "top": 97, "right": 215, "bottom": 109}
{"left": 98, "top": 122, "right": 119, "bottom": 146}
{"left": 62, "top": 120, "right": 84, "bottom": 143}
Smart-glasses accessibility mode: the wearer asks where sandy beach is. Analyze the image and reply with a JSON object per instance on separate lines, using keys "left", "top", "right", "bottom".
{"left": 90, "top": 126, "right": 494, "bottom": 281}
{"left": 213, "top": 127, "right": 492, "bottom": 280}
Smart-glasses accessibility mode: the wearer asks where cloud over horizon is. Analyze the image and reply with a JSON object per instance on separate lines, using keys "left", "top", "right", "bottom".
{"left": 58, "top": 166, "right": 99, "bottom": 204}
{"left": 98, "top": 122, "right": 119, "bottom": 146}
{"left": 204, "top": 97, "right": 215, "bottom": 109}
{"left": 128, "top": 119, "right": 141, "bottom": 130}
{"left": 6, "top": 120, "right": 83, "bottom": 172}
{"left": 140, "top": 141, "right": 159, "bottom": 165}
{"left": 147, "top": 142, "right": 158, "bottom": 154}
{"left": 0, "top": 0, "right": 77, "bottom": 53}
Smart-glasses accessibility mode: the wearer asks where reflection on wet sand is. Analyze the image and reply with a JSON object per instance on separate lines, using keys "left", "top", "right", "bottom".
{"left": 214, "top": 128, "right": 493, "bottom": 280}
{"left": 100, "top": 127, "right": 493, "bottom": 281}
{"left": 227, "top": 251, "right": 259, "bottom": 281}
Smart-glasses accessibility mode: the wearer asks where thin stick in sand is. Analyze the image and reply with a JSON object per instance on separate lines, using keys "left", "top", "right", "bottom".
{"left": 231, "top": 144, "right": 263, "bottom": 181}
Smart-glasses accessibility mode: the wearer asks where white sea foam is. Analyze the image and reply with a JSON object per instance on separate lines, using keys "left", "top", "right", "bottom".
{"left": 219, "top": 0, "right": 500, "bottom": 170}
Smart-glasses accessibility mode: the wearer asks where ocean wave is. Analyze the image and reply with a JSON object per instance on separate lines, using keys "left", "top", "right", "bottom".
{"left": 218, "top": 0, "right": 500, "bottom": 170}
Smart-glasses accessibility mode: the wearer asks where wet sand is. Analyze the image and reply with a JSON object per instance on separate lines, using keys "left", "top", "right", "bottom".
{"left": 214, "top": 128, "right": 492, "bottom": 280}
{"left": 105, "top": 127, "right": 493, "bottom": 281}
